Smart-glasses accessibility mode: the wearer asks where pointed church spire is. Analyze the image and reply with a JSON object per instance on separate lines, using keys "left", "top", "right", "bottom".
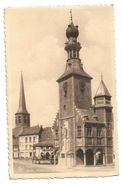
{"left": 17, "top": 72, "right": 28, "bottom": 113}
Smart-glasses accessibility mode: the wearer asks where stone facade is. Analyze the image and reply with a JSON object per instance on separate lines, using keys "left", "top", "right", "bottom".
{"left": 53, "top": 13, "right": 114, "bottom": 167}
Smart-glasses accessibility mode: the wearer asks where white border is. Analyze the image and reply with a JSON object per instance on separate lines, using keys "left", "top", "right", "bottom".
{"left": 0, "top": 0, "right": 123, "bottom": 183}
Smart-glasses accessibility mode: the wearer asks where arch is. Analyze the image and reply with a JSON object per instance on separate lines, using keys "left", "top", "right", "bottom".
{"left": 76, "top": 149, "right": 84, "bottom": 165}
{"left": 86, "top": 149, "right": 94, "bottom": 165}
{"left": 95, "top": 149, "right": 104, "bottom": 165}
{"left": 46, "top": 152, "right": 50, "bottom": 160}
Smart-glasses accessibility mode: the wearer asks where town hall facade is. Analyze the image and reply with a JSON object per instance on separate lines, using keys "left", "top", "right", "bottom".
{"left": 53, "top": 12, "right": 114, "bottom": 167}
{"left": 13, "top": 12, "right": 114, "bottom": 167}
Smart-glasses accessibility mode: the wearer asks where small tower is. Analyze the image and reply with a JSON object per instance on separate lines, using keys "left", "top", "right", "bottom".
{"left": 94, "top": 75, "right": 113, "bottom": 123}
{"left": 15, "top": 73, "right": 30, "bottom": 128}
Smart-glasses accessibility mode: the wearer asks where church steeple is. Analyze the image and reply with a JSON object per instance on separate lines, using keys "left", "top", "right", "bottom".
{"left": 17, "top": 72, "right": 28, "bottom": 114}
{"left": 15, "top": 73, "right": 30, "bottom": 128}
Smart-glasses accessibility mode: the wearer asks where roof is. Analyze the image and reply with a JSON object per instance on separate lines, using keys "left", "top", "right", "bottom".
{"left": 33, "top": 140, "right": 54, "bottom": 147}
{"left": 13, "top": 127, "right": 23, "bottom": 138}
{"left": 75, "top": 106, "right": 104, "bottom": 124}
{"left": 40, "top": 127, "right": 53, "bottom": 140}
{"left": 19, "top": 125, "right": 42, "bottom": 136}
{"left": 57, "top": 67, "right": 92, "bottom": 82}
{"left": 94, "top": 79, "right": 111, "bottom": 98}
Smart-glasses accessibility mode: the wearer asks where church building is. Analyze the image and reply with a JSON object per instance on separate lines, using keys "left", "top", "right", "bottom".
{"left": 53, "top": 11, "right": 114, "bottom": 167}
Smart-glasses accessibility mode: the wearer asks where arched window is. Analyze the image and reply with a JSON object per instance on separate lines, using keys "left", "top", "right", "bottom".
{"left": 73, "top": 50, "right": 76, "bottom": 58}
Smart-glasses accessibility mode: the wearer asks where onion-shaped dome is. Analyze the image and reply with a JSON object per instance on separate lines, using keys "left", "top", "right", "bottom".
{"left": 66, "top": 23, "right": 79, "bottom": 39}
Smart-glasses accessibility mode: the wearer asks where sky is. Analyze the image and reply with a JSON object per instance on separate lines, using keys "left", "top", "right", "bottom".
{"left": 5, "top": 6, "right": 116, "bottom": 128}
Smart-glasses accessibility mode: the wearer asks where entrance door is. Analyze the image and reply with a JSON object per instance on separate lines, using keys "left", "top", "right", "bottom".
{"left": 86, "top": 149, "right": 94, "bottom": 165}
{"left": 96, "top": 150, "right": 103, "bottom": 165}
{"left": 76, "top": 149, "right": 84, "bottom": 165}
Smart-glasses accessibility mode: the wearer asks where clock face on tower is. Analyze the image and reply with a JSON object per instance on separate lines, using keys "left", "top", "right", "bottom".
{"left": 79, "top": 81, "right": 85, "bottom": 94}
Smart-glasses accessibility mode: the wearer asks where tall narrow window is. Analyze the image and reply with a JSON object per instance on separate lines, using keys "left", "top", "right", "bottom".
{"left": 25, "top": 137, "right": 27, "bottom": 143}
{"left": 73, "top": 50, "right": 76, "bottom": 58}
{"left": 70, "top": 50, "right": 72, "bottom": 58}
{"left": 87, "top": 127, "right": 92, "bottom": 136}
{"left": 97, "top": 128, "right": 101, "bottom": 137}
{"left": 77, "top": 126, "right": 82, "bottom": 137}
{"left": 18, "top": 116, "right": 21, "bottom": 123}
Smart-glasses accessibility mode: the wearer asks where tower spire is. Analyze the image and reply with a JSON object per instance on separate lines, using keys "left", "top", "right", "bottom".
{"left": 17, "top": 72, "right": 28, "bottom": 113}
{"left": 70, "top": 9, "right": 73, "bottom": 23}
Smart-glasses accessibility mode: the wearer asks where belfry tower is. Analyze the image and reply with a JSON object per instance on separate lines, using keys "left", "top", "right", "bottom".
{"left": 57, "top": 11, "right": 93, "bottom": 166}
{"left": 57, "top": 11, "right": 92, "bottom": 119}
{"left": 54, "top": 11, "right": 114, "bottom": 167}
{"left": 15, "top": 73, "right": 30, "bottom": 128}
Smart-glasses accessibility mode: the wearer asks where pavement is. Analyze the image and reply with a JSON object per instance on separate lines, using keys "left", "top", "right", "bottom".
{"left": 13, "top": 159, "right": 117, "bottom": 177}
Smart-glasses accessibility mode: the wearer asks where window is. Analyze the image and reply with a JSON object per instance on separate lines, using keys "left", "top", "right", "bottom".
{"left": 86, "top": 138, "right": 92, "bottom": 145}
{"left": 70, "top": 50, "right": 72, "bottom": 58}
{"left": 97, "top": 138, "right": 102, "bottom": 145}
{"left": 77, "top": 51, "right": 79, "bottom": 58}
{"left": 73, "top": 50, "right": 76, "bottom": 58}
{"left": 63, "top": 82, "right": 68, "bottom": 97}
{"left": 29, "top": 145, "right": 32, "bottom": 149}
{"left": 97, "top": 128, "right": 101, "bottom": 137}
{"left": 55, "top": 129, "right": 59, "bottom": 139}
{"left": 64, "top": 105, "right": 66, "bottom": 110}
{"left": 107, "top": 123, "right": 112, "bottom": 136}
{"left": 25, "top": 145, "right": 28, "bottom": 150}
{"left": 61, "top": 153, "right": 65, "bottom": 158}
{"left": 87, "top": 127, "right": 92, "bottom": 136}
{"left": 18, "top": 116, "right": 21, "bottom": 123}
{"left": 25, "top": 137, "right": 27, "bottom": 143}
{"left": 77, "top": 126, "right": 82, "bottom": 137}
{"left": 29, "top": 137, "right": 31, "bottom": 143}
{"left": 107, "top": 138, "right": 112, "bottom": 146}
{"left": 33, "top": 137, "right": 36, "bottom": 142}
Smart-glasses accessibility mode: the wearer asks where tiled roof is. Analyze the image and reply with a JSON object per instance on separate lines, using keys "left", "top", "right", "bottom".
{"left": 94, "top": 79, "right": 111, "bottom": 97}
{"left": 19, "top": 125, "right": 42, "bottom": 136}
{"left": 13, "top": 127, "right": 23, "bottom": 138}
{"left": 40, "top": 127, "right": 53, "bottom": 140}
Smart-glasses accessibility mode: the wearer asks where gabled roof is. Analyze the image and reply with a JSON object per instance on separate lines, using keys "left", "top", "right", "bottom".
{"left": 19, "top": 125, "right": 42, "bottom": 136}
{"left": 94, "top": 79, "right": 111, "bottom": 98}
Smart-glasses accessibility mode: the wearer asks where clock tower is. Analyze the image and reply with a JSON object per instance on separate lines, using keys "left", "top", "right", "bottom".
{"left": 57, "top": 11, "right": 93, "bottom": 166}
{"left": 57, "top": 11, "right": 92, "bottom": 119}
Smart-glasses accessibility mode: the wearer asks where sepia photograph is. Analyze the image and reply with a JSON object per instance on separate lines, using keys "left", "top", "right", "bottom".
{"left": 5, "top": 5, "right": 118, "bottom": 178}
